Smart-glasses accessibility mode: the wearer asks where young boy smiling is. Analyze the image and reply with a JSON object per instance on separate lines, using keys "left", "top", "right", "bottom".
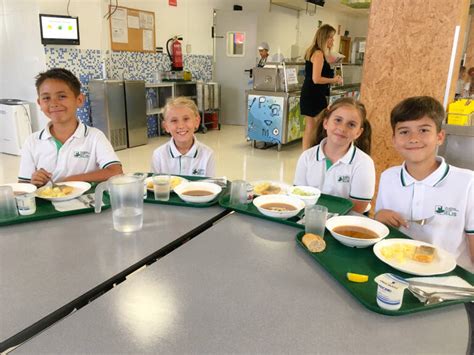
{"left": 18, "top": 68, "right": 122, "bottom": 186}
{"left": 151, "top": 97, "right": 215, "bottom": 176}
{"left": 375, "top": 96, "right": 474, "bottom": 272}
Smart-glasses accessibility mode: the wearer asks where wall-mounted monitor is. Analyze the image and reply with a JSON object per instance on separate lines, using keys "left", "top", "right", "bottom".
{"left": 39, "top": 14, "right": 80, "bottom": 45}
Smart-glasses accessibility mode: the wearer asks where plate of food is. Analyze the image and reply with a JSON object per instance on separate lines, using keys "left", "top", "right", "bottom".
{"left": 145, "top": 176, "right": 188, "bottom": 192}
{"left": 250, "top": 180, "right": 291, "bottom": 196}
{"left": 373, "top": 238, "right": 457, "bottom": 276}
{"left": 36, "top": 181, "right": 92, "bottom": 202}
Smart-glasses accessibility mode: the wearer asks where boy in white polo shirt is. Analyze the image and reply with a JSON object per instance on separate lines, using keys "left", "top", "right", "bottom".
{"left": 151, "top": 97, "right": 215, "bottom": 177}
{"left": 375, "top": 96, "right": 474, "bottom": 272}
{"left": 19, "top": 68, "right": 122, "bottom": 186}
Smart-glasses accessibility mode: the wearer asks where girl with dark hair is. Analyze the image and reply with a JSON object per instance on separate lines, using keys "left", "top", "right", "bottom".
{"left": 294, "top": 97, "right": 375, "bottom": 213}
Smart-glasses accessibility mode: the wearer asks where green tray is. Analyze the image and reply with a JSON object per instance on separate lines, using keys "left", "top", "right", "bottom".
{"left": 218, "top": 192, "right": 353, "bottom": 229}
{"left": 144, "top": 175, "right": 229, "bottom": 208}
{"left": 0, "top": 185, "right": 110, "bottom": 227}
{"left": 296, "top": 228, "right": 474, "bottom": 316}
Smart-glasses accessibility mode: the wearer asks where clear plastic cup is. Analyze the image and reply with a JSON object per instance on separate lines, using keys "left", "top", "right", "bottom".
{"left": 15, "top": 192, "right": 37, "bottom": 216}
{"left": 230, "top": 180, "right": 247, "bottom": 206}
{"left": 153, "top": 174, "right": 171, "bottom": 201}
{"left": 0, "top": 186, "right": 19, "bottom": 219}
{"left": 305, "top": 204, "right": 328, "bottom": 238}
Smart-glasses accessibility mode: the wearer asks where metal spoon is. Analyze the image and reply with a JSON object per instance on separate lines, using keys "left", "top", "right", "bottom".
{"left": 409, "top": 285, "right": 474, "bottom": 305}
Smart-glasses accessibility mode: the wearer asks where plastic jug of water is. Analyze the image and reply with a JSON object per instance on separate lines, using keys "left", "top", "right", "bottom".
{"left": 94, "top": 174, "right": 144, "bottom": 232}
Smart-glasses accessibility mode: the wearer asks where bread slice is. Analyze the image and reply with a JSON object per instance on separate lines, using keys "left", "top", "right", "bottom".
{"left": 412, "top": 245, "right": 436, "bottom": 263}
{"left": 302, "top": 233, "right": 326, "bottom": 253}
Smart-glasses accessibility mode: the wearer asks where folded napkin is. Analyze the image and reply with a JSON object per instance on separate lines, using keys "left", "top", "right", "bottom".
{"left": 407, "top": 276, "right": 474, "bottom": 301}
{"left": 52, "top": 198, "right": 89, "bottom": 212}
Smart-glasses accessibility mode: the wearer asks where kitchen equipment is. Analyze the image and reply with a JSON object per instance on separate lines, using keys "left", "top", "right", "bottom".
{"left": 94, "top": 174, "right": 144, "bottom": 233}
{"left": 0, "top": 99, "right": 32, "bottom": 156}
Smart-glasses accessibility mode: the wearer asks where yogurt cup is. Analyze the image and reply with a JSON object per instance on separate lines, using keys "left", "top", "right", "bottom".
{"left": 15, "top": 192, "right": 37, "bottom": 216}
{"left": 374, "top": 273, "right": 409, "bottom": 311}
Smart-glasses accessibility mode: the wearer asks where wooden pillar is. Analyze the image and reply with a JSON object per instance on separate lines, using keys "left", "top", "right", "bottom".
{"left": 465, "top": 14, "right": 474, "bottom": 68}
{"left": 360, "top": 0, "right": 469, "bottom": 191}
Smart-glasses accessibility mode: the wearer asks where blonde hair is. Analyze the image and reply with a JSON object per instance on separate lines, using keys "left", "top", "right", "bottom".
{"left": 304, "top": 24, "right": 336, "bottom": 61}
{"left": 314, "top": 97, "right": 372, "bottom": 154}
{"left": 162, "top": 96, "right": 199, "bottom": 119}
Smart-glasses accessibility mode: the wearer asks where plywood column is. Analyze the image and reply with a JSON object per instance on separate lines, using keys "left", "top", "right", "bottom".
{"left": 360, "top": 0, "right": 469, "bottom": 188}
{"left": 464, "top": 14, "right": 474, "bottom": 68}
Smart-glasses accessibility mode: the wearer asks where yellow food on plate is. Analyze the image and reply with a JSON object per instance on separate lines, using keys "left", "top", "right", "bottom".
{"left": 254, "top": 182, "right": 281, "bottom": 195}
{"left": 147, "top": 176, "right": 183, "bottom": 190}
{"left": 302, "top": 233, "right": 326, "bottom": 253}
{"left": 38, "top": 185, "right": 74, "bottom": 198}
{"left": 380, "top": 243, "right": 416, "bottom": 263}
{"left": 347, "top": 272, "right": 369, "bottom": 283}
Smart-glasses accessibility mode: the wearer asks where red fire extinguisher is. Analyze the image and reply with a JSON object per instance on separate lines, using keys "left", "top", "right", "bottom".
{"left": 166, "top": 36, "right": 183, "bottom": 71}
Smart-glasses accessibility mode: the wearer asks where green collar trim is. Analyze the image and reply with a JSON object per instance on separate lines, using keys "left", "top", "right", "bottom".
{"left": 433, "top": 164, "right": 450, "bottom": 187}
{"left": 325, "top": 159, "right": 333, "bottom": 171}
{"left": 53, "top": 138, "right": 63, "bottom": 151}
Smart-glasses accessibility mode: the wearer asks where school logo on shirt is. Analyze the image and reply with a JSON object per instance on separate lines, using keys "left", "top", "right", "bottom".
{"left": 337, "top": 175, "right": 350, "bottom": 183}
{"left": 434, "top": 205, "right": 458, "bottom": 217}
{"left": 192, "top": 168, "right": 205, "bottom": 176}
{"left": 73, "top": 151, "right": 90, "bottom": 159}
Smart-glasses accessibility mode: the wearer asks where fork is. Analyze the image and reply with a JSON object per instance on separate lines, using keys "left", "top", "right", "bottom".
{"left": 408, "top": 285, "right": 474, "bottom": 305}
{"left": 408, "top": 216, "right": 435, "bottom": 226}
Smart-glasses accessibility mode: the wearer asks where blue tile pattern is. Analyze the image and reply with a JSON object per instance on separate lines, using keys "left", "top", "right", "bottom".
{"left": 44, "top": 48, "right": 212, "bottom": 137}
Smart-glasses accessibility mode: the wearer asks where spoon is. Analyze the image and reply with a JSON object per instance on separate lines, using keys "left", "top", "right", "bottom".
{"left": 408, "top": 285, "right": 474, "bottom": 305}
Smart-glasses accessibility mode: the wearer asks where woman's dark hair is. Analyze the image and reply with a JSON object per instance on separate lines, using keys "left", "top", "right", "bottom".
{"left": 35, "top": 68, "right": 81, "bottom": 96}
{"left": 314, "top": 97, "right": 372, "bottom": 155}
{"left": 390, "top": 96, "right": 444, "bottom": 133}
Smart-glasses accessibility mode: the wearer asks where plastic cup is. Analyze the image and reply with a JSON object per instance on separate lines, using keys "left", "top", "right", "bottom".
{"left": 126, "top": 173, "right": 148, "bottom": 200}
{"left": 305, "top": 204, "right": 328, "bottom": 238}
{"left": 15, "top": 192, "right": 37, "bottom": 216}
{"left": 0, "top": 186, "right": 19, "bottom": 219}
{"left": 230, "top": 180, "right": 247, "bottom": 206}
{"left": 153, "top": 174, "right": 170, "bottom": 201}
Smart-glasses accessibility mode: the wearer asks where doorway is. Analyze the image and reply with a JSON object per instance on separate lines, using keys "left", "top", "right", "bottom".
{"left": 214, "top": 9, "right": 257, "bottom": 126}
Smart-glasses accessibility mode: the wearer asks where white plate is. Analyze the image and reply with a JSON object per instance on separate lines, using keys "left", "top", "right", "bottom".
{"left": 250, "top": 180, "right": 291, "bottom": 196}
{"left": 145, "top": 176, "right": 188, "bottom": 192}
{"left": 36, "top": 181, "right": 92, "bottom": 202}
{"left": 373, "top": 238, "right": 457, "bottom": 276}
{"left": 1, "top": 183, "right": 37, "bottom": 195}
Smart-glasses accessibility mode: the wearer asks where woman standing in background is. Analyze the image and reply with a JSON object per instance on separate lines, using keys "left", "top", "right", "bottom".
{"left": 300, "top": 24, "right": 343, "bottom": 150}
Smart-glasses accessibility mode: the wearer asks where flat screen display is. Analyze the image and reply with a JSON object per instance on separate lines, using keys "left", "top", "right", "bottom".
{"left": 39, "top": 14, "right": 80, "bottom": 45}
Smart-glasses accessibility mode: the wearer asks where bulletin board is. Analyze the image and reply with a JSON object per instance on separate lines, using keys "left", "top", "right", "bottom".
{"left": 108, "top": 5, "right": 155, "bottom": 52}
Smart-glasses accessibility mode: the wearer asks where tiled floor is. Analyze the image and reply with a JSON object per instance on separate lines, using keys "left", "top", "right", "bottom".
{"left": 0, "top": 125, "right": 302, "bottom": 185}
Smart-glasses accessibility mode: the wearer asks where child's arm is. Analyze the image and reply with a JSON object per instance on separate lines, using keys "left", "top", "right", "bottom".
{"left": 61, "top": 163, "right": 123, "bottom": 183}
{"left": 468, "top": 235, "right": 474, "bottom": 262}
{"left": 29, "top": 168, "right": 52, "bottom": 187}
{"left": 374, "top": 209, "right": 408, "bottom": 228}
{"left": 350, "top": 200, "right": 370, "bottom": 214}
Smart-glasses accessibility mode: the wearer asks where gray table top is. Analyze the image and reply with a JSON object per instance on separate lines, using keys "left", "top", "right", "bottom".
{"left": 15, "top": 213, "right": 469, "bottom": 354}
{"left": 0, "top": 203, "right": 223, "bottom": 342}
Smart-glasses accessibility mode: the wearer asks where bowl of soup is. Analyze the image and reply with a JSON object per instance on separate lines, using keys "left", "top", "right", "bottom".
{"left": 174, "top": 181, "right": 222, "bottom": 203}
{"left": 326, "top": 215, "right": 389, "bottom": 248}
{"left": 253, "top": 194, "right": 305, "bottom": 219}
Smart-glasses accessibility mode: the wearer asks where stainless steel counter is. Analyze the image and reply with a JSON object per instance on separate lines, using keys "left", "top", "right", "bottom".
{"left": 439, "top": 124, "right": 474, "bottom": 169}
{"left": 14, "top": 213, "right": 469, "bottom": 354}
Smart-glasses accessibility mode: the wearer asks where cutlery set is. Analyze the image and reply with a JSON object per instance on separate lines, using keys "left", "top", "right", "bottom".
{"left": 407, "top": 281, "right": 474, "bottom": 305}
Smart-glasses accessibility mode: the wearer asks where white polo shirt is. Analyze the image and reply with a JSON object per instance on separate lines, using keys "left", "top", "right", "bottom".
{"left": 294, "top": 139, "right": 375, "bottom": 202}
{"left": 18, "top": 121, "right": 121, "bottom": 182}
{"left": 151, "top": 137, "right": 216, "bottom": 177}
{"left": 376, "top": 157, "right": 474, "bottom": 272}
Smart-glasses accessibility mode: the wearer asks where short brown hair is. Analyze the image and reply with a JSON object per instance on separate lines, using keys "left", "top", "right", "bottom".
{"left": 162, "top": 96, "right": 199, "bottom": 119}
{"left": 390, "top": 96, "right": 444, "bottom": 133}
{"left": 35, "top": 68, "right": 81, "bottom": 96}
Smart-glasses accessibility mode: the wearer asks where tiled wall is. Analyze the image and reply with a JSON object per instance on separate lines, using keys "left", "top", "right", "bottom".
{"left": 44, "top": 48, "right": 212, "bottom": 137}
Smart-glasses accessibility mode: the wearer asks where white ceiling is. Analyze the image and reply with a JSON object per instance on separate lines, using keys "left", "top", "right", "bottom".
{"left": 270, "top": 0, "right": 370, "bottom": 17}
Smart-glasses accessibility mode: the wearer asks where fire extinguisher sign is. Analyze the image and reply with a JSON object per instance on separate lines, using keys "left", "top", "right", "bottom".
{"left": 169, "top": 0, "right": 177, "bottom": 6}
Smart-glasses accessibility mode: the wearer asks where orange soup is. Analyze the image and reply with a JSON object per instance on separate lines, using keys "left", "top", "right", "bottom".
{"left": 332, "top": 226, "right": 379, "bottom": 239}
{"left": 260, "top": 202, "right": 297, "bottom": 212}
{"left": 182, "top": 190, "right": 213, "bottom": 196}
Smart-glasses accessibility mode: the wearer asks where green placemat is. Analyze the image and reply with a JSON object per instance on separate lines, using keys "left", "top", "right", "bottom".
{"left": 296, "top": 228, "right": 474, "bottom": 316}
{"left": 144, "top": 175, "right": 229, "bottom": 208}
{"left": 0, "top": 185, "right": 110, "bottom": 227}
{"left": 218, "top": 192, "right": 354, "bottom": 229}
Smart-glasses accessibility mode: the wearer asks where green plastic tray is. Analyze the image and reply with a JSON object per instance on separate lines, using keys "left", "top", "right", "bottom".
{"left": 296, "top": 228, "right": 474, "bottom": 316}
{"left": 218, "top": 192, "right": 354, "bottom": 229}
{"left": 144, "top": 175, "right": 229, "bottom": 208}
{"left": 0, "top": 186, "right": 110, "bottom": 227}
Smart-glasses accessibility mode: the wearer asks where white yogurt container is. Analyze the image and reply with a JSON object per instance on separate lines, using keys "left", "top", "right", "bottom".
{"left": 374, "top": 273, "right": 409, "bottom": 311}
{"left": 15, "top": 193, "right": 37, "bottom": 216}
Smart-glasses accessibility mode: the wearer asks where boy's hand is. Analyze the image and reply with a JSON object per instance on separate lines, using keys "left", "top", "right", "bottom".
{"left": 31, "top": 168, "right": 52, "bottom": 187}
{"left": 375, "top": 209, "right": 408, "bottom": 228}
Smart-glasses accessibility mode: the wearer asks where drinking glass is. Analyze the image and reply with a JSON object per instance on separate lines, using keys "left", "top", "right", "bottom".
{"left": 230, "top": 180, "right": 247, "bottom": 206}
{"left": 0, "top": 186, "right": 19, "bottom": 219}
{"left": 305, "top": 204, "right": 328, "bottom": 238}
{"left": 153, "top": 174, "right": 171, "bottom": 201}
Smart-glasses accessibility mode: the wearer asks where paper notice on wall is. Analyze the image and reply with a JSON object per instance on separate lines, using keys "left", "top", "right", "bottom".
{"left": 140, "top": 13, "right": 154, "bottom": 29}
{"left": 143, "top": 30, "right": 153, "bottom": 51}
{"left": 111, "top": 19, "right": 128, "bottom": 43}
{"left": 128, "top": 15, "right": 139, "bottom": 29}
{"left": 359, "top": 41, "right": 366, "bottom": 53}
{"left": 286, "top": 68, "right": 298, "bottom": 85}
